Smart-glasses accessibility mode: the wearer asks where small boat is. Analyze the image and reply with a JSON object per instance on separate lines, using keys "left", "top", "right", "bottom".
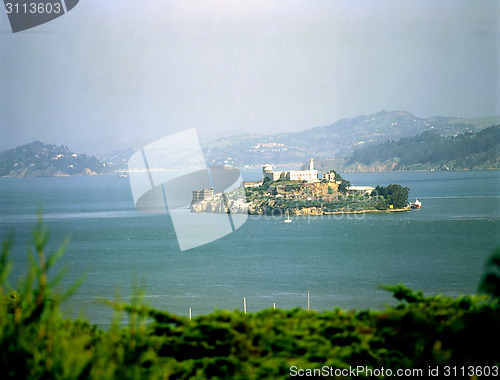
{"left": 284, "top": 211, "right": 292, "bottom": 223}
{"left": 410, "top": 199, "right": 422, "bottom": 209}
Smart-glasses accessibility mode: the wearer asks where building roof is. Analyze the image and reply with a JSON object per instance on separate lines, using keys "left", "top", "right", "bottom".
{"left": 347, "top": 186, "right": 375, "bottom": 191}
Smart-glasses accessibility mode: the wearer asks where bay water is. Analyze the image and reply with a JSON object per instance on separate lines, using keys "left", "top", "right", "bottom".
{"left": 0, "top": 170, "right": 498, "bottom": 327}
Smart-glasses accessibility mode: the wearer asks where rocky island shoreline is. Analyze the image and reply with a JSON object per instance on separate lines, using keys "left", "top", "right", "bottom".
{"left": 190, "top": 182, "right": 411, "bottom": 216}
{"left": 191, "top": 161, "right": 412, "bottom": 216}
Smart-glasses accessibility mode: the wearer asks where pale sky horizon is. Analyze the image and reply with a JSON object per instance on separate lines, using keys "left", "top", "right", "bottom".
{"left": 1, "top": 1, "right": 498, "bottom": 155}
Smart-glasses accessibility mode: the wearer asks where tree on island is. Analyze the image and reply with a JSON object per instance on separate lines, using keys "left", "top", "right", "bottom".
{"left": 261, "top": 177, "right": 272, "bottom": 190}
{"left": 337, "top": 179, "right": 350, "bottom": 194}
{"left": 373, "top": 184, "right": 409, "bottom": 209}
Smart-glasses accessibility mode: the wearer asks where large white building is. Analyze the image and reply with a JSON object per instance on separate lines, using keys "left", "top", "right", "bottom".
{"left": 263, "top": 158, "right": 319, "bottom": 183}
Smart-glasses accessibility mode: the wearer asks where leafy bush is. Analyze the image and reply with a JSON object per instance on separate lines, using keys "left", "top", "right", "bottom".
{"left": 479, "top": 247, "right": 500, "bottom": 299}
{"left": 373, "top": 184, "right": 409, "bottom": 209}
{"left": 1, "top": 220, "right": 499, "bottom": 379}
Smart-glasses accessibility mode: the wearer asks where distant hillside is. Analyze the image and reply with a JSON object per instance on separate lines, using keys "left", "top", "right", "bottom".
{"left": 0, "top": 141, "right": 106, "bottom": 177}
{"left": 5, "top": 112, "right": 499, "bottom": 175}
{"left": 203, "top": 110, "right": 500, "bottom": 166}
{"left": 314, "top": 126, "right": 499, "bottom": 172}
{"left": 98, "top": 148, "right": 136, "bottom": 173}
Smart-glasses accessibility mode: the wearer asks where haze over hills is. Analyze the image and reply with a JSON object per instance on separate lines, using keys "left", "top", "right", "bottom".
{"left": 1, "top": 111, "right": 499, "bottom": 176}
{"left": 309, "top": 126, "right": 500, "bottom": 173}
{"left": 203, "top": 110, "right": 500, "bottom": 166}
{"left": 0, "top": 142, "right": 106, "bottom": 177}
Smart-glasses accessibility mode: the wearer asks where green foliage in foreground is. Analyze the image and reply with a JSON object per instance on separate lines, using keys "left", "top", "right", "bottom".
{"left": 1, "top": 220, "right": 499, "bottom": 379}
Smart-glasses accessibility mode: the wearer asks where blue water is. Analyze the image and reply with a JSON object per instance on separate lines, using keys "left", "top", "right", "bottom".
{"left": 0, "top": 171, "right": 498, "bottom": 326}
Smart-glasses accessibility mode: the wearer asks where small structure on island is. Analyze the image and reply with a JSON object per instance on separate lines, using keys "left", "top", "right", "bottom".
{"left": 192, "top": 188, "right": 214, "bottom": 203}
{"left": 243, "top": 180, "right": 264, "bottom": 188}
{"left": 322, "top": 170, "right": 336, "bottom": 182}
{"left": 263, "top": 158, "right": 319, "bottom": 183}
{"left": 346, "top": 186, "right": 375, "bottom": 195}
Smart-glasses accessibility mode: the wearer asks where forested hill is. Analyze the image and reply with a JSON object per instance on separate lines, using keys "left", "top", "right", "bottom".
{"left": 0, "top": 141, "right": 106, "bottom": 177}
{"left": 203, "top": 111, "right": 500, "bottom": 166}
{"left": 339, "top": 125, "right": 499, "bottom": 171}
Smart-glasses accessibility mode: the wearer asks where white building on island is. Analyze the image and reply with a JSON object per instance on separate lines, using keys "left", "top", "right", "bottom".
{"left": 346, "top": 186, "right": 375, "bottom": 195}
{"left": 263, "top": 158, "right": 319, "bottom": 183}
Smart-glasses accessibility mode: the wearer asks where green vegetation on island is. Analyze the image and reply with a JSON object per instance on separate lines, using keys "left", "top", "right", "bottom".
{"left": 244, "top": 180, "right": 410, "bottom": 215}
{"left": 1, "top": 219, "right": 499, "bottom": 379}
{"left": 373, "top": 184, "right": 410, "bottom": 209}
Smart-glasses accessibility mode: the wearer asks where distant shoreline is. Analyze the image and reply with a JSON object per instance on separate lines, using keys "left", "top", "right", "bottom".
{"left": 242, "top": 207, "right": 413, "bottom": 217}
{"left": 324, "top": 207, "right": 411, "bottom": 214}
{"left": 1, "top": 168, "right": 498, "bottom": 179}
{"left": 339, "top": 168, "right": 500, "bottom": 173}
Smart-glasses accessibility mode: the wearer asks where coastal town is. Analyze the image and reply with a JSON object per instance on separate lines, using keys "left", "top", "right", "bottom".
{"left": 191, "top": 159, "right": 413, "bottom": 216}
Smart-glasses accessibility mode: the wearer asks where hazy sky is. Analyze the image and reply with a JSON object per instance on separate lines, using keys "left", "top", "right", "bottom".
{"left": 0, "top": 1, "right": 498, "bottom": 154}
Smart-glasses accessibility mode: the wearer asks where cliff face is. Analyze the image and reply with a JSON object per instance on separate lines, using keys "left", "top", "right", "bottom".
{"left": 191, "top": 197, "right": 249, "bottom": 214}
{"left": 191, "top": 182, "right": 344, "bottom": 215}
{"left": 191, "top": 198, "right": 327, "bottom": 216}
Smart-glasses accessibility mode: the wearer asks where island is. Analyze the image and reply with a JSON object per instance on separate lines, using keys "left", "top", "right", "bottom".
{"left": 0, "top": 141, "right": 105, "bottom": 177}
{"left": 191, "top": 159, "right": 412, "bottom": 216}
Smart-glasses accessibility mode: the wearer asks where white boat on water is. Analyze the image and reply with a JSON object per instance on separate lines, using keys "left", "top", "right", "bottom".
{"left": 284, "top": 211, "right": 292, "bottom": 223}
{"left": 410, "top": 199, "right": 422, "bottom": 209}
